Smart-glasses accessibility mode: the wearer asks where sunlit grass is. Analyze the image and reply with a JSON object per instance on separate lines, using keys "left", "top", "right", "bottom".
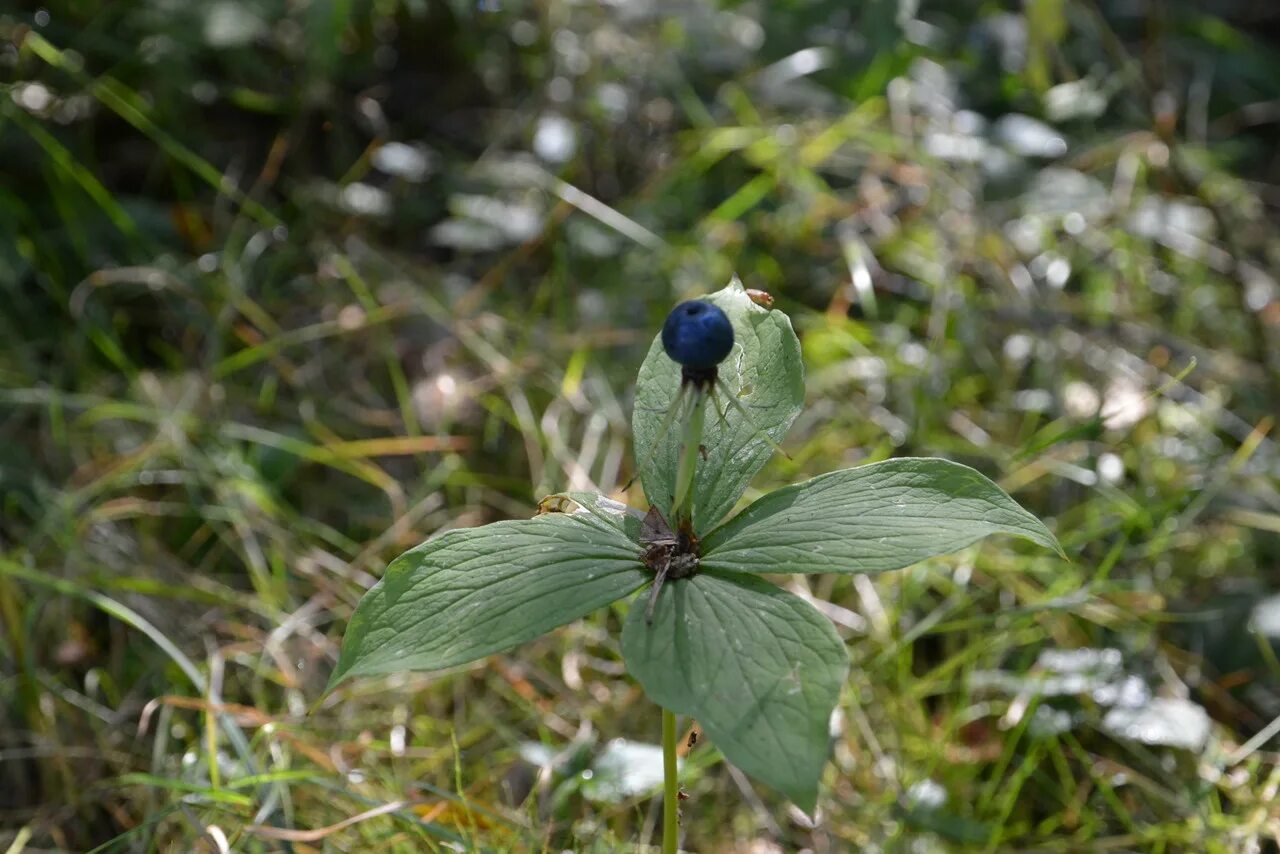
{"left": 2, "top": 0, "right": 1280, "bottom": 850}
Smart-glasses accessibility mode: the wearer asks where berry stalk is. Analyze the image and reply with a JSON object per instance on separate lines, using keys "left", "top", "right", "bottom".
{"left": 669, "top": 386, "right": 707, "bottom": 530}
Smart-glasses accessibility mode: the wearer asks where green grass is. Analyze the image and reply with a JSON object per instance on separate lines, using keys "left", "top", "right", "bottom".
{"left": 2, "top": 0, "right": 1280, "bottom": 850}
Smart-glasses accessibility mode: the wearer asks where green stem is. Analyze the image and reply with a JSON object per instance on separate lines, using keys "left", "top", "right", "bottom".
{"left": 662, "top": 707, "right": 679, "bottom": 854}
{"left": 661, "top": 385, "right": 705, "bottom": 852}
{"left": 670, "top": 387, "right": 707, "bottom": 529}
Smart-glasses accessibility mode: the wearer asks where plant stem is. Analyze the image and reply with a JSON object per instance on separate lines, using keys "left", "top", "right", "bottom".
{"left": 662, "top": 707, "right": 679, "bottom": 854}
{"left": 662, "top": 383, "right": 705, "bottom": 853}
{"left": 670, "top": 386, "right": 707, "bottom": 529}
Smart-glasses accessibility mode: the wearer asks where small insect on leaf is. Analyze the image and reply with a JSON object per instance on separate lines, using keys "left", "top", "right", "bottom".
{"left": 536, "top": 495, "right": 575, "bottom": 515}
{"left": 745, "top": 288, "right": 774, "bottom": 308}
{"left": 678, "top": 721, "right": 703, "bottom": 758}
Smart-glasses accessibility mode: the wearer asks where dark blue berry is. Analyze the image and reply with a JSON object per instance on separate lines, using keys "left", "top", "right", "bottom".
{"left": 661, "top": 300, "right": 734, "bottom": 370}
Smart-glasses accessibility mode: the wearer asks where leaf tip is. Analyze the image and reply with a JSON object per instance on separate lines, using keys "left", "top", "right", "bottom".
{"left": 1023, "top": 516, "right": 1066, "bottom": 561}
{"left": 321, "top": 661, "right": 352, "bottom": 697}
{"left": 789, "top": 785, "right": 819, "bottom": 816}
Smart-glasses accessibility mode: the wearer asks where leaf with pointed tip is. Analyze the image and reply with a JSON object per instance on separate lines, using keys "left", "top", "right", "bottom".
{"left": 632, "top": 279, "right": 804, "bottom": 534}
{"left": 701, "top": 458, "right": 1063, "bottom": 575}
{"left": 329, "top": 513, "right": 647, "bottom": 689}
{"left": 621, "top": 571, "right": 849, "bottom": 812}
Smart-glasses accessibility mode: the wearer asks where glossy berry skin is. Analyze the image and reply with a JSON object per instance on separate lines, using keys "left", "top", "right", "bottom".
{"left": 661, "top": 300, "right": 734, "bottom": 371}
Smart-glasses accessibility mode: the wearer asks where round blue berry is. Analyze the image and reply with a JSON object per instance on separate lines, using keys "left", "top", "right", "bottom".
{"left": 661, "top": 300, "right": 734, "bottom": 370}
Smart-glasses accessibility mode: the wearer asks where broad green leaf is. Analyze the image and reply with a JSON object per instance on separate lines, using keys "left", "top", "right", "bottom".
{"left": 632, "top": 279, "right": 804, "bottom": 534}
{"left": 701, "top": 458, "right": 1063, "bottom": 575}
{"left": 329, "top": 513, "right": 647, "bottom": 688}
{"left": 621, "top": 571, "right": 849, "bottom": 812}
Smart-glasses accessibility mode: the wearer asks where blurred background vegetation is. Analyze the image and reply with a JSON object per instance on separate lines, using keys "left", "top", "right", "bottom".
{"left": 2, "top": 0, "right": 1280, "bottom": 850}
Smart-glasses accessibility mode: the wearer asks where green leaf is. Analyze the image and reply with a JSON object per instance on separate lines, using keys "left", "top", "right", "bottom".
{"left": 632, "top": 279, "right": 804, "bottom": 534}
{"left": 701, "top": 457, "right": 1063, "bottom": 575}
{"left": 329, "top": 513, "right": 647, "bottom": 688}
{"left": 621, "top": 571, "right": 849, "bottom": 812}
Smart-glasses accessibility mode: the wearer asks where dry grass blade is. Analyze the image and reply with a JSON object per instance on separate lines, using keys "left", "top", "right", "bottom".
{"left": 246, "top": 799, "right": 419, "bottom": 841}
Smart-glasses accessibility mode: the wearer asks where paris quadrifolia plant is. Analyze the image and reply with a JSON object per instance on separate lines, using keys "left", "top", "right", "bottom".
{"left": 327, "top": 279, "right": 1062, "bottom": 850}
